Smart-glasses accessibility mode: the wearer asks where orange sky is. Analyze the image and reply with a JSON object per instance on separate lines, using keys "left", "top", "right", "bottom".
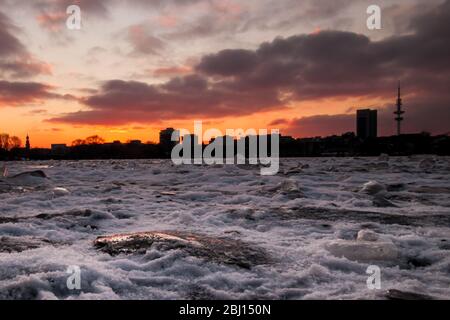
{"left": 2, "top": 96, "right": 390, "bottom": 148}
{"left": 1, "top": 0, "right": 448, "bottom": 148}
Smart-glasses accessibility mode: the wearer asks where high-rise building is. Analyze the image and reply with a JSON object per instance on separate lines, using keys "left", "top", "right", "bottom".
{"left": 356, "top": 109, "right": 378, "bottom": 139}
{"left": 159, "top": 128, "right": 178, "bottom": 147}
{"left": 182, "top": 134, "right": 201, "bottom": 160}
{"left": 159, "top": 128, "right": 180, "bottom": 157}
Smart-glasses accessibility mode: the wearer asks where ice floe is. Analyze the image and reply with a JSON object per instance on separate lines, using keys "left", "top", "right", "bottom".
{"left": 360, "top": 180, "right": 386, "bottom": 195}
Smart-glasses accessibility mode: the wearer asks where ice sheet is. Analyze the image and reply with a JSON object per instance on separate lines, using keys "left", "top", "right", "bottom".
{"left": 0, "top": 156, "right": 449, "bottom": 299}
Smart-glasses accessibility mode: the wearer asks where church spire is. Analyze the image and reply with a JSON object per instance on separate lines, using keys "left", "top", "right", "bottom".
{"left": 25, "top": 134, "right": 30, "bottom": 151}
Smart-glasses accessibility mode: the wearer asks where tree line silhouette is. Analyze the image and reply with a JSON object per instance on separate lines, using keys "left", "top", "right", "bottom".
{"left": 71, "top": 135, "right": 105, "bottom": 146}
{"left": 0, "top": 133, "right": 22, "bottom": 151}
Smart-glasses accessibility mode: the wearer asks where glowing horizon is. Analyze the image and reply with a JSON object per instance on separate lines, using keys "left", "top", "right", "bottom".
{"left": 1, "top": 0, "right": 449, "bottom": 148}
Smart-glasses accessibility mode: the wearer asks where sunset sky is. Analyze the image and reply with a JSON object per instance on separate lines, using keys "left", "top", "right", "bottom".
{"left": 0, "top": 0, "right": 449, "bottom": 148}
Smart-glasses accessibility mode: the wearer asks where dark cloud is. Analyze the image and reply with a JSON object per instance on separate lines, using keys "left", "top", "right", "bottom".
{"left": 197, "top": 49, "right": 258, "bottom": 76}
{"left": 195, "top": 19, "right": 449, "bottom": 100}
{"left": 0, "top": 10, "right": 52, "bottom": 78}
{"left": 48, "top": 76, "right": 281, "bottom": 125}
{"left": 0, "top": 11, "right": 26, "bottom": 57}
{"left": 0, "top": 60, "right": 52, "bottom": 78}
{"left": 269, "top": 118, "right": 289, "bottom": 126}
{"left": 50, "top": 1, "right": 450, "bottom": 135}
{"left": 0, "top": 81, "right": 70, "bottom": 107}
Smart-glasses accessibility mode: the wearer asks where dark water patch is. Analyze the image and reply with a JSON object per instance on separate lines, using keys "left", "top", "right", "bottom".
{"left": 273, "top": 207, "right": 450, "bottom": 227}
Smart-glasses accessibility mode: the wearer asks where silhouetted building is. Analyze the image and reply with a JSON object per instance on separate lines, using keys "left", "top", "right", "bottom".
{"left": 357, "top": 109, "right": 377, "bottom": 139}
{"left": 182, "top": 134, "right": 199, "bottom": 144}
{"left": 128, "top": 140, "right": 142, "bottom": 145}
{"left": 159, "top": 128, "right": 179, "bottom": 156}
{"left": 2, "top": 131, "right": 449, "bottom": 161}
{"left": 160, "top": 128, "right": 179, "bottom": 147}
{"left": 104, "top": 140, "right": 122, "bottom": 146}
{"left": 181, "top": 134, "right": 201, "bottom": 159}
{"left": 394, "top": 82, "right": 405, "bottom": 136}
{"left": 51, "top": 144, "right": 69, "bottom": 156}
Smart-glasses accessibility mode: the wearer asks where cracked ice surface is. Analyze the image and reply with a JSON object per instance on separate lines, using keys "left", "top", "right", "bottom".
{"left": 0, "top": 156, "right": 449, "bottom": 299}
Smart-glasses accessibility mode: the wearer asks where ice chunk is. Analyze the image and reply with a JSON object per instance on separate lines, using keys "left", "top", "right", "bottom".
{"left": 264, "top": 178, "right": 303, "bottom": 198}
{"left": 373, "top": 195, "right": 397, "bottom": 207}
{"left": 10, "top": 170, "right": 47, "bottom": 179}
{"left": 419, "top": 158, "right": 435, "bottom": 170}
{"left": 53, "top": 187, "right": 70, "bottom": 197}
{"left": 326, "top": 240, "right": 398, "bottom": 262}
{"left": 280, "top": 179, "right": 300, "bottom": 193}
{"left": 356, "top": 229, "right": 379, "bottom": 242}
{"left": 360, "top": 180, "right": 386, "bottom": 195}
{"left": 378, "top": 154, "right": 389, "bottom": 162}
{"left": 7, "top": 170, "right": 48, "bottom": 186}
{"left": 385, "top": 289, "right": 435, "bottom": 300}
{"left": 1, "top": 165, "right": 7, "bottom": 177}
{"left": 94, "top": 231, "right": 270, "bottom": 269}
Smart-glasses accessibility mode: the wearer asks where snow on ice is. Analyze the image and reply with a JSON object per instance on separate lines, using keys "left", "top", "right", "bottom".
{"left": 0, "top": 156, "right": 449, "bottom": 299}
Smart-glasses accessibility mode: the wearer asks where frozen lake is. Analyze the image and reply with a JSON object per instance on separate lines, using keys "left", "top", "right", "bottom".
{"left": 0, "top": 156, "right": 449, "bottom": 299}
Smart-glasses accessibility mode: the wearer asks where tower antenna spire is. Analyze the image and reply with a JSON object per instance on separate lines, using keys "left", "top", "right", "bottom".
{"left": 394, "top": 81, "right": 404, "bottom": 136}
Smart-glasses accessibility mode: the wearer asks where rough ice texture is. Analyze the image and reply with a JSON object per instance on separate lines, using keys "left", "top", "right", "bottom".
{"left": 325, "top": 240, "right": 399, "bottom": 262}
{"left": 94, "top": 231, "right": 270, "bottom": 269}
{"left": 356, "top": 229, "right": 380, "bottom": 242}
{"left": 0, "top": 156, "right": 449, "bottom": 300}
